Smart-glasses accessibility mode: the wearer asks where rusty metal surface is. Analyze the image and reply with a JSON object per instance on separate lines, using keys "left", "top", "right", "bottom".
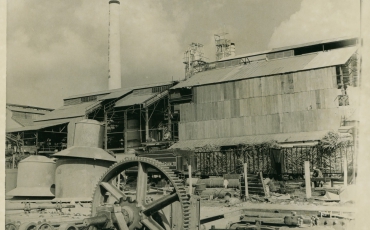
{"left": 54, "top": 158, "right": 114, "bottom": 201}
{"left": 7, "top": 156, "right": 56, "bottom": 197}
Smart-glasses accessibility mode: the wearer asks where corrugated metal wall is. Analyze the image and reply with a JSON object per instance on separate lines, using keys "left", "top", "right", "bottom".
{"left": 179, "top": 67, "right": 347, "bottom": 141}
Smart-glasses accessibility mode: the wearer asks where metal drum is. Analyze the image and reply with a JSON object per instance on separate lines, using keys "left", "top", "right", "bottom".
{"left": 7, "top": 156, "right": 56, "bottom": 197}
{"left": 54, "top": 158, "right": 114, "bottom": 201}
{"left": 53, "top": 119, "right": 116, "bottom": 201}
{"left": 73, "top": 119, "right": 104, "bottom": 148}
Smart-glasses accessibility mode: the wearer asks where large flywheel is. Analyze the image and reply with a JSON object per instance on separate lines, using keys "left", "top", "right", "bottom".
{"left": 88, "top": 157, "right": 191, "bottom": 230}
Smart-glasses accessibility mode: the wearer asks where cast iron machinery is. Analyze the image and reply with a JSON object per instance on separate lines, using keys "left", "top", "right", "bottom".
{"left": 86, "top": 157, "right": 192, "bottom": 230}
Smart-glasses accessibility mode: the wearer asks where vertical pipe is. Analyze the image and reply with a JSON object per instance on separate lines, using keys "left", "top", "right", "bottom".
{"left": 188, "top": 164, "right": 192, "bottom": 194}
{"left": 244, "top": 163, "right": 249, "bottom": 198}
{"left": 304, "top": 161, "right": 311, "bottom": 198}
{"left": 124, "top": 110, "right": 127, "bottom": 153}
{"left": 145, "top": 107, "right": 149, "bottom": 141}
{"left": 343, "top": 157, "right": 348, "bottom": 187}
{"left": 108, "top": 0, "right": 121, "bottom": 90}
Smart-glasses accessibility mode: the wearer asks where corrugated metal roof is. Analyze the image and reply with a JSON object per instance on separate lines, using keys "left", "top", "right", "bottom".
{"left": 7, "top": 106, "right": 51, "bottom": 114}
{"left": 65, "top": 81, "right": 176, "bottom": 100}
{"left": 11, "top": 117, "right": 34, "bottom": 127}
{"left": 169, "top": 130, "right": 330, "bottom": 150}
{"left": 171, "top": 53, "right": 317, "bottom": 89}
{"left": 98, "top": 89, "right": 132, "bottom": 101}
{"left": 271, "top": 36, "right": 357, "bottom": 52}
{"left": 114, "top": 92, "right": 157, "bottom": 108}
{"left": 172, "top": 47, "right": 357, "bottom": 89}
{"left": 6, "top": 120, "right": 69, "bottom": 133}
{"left": 303, "top": 46, "right": 358, "bottom": 70}
{"left": 35, "top": 101, "right": 97, "bottom": 122}
{"left": 219, "top": 37, "right": 357, "bottom": 62}
{"left": 6, "top": 103, "right": 53, "bottom": 111}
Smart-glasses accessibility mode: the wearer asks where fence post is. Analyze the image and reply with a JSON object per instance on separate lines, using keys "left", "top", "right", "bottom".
{"left": 304, "top": 161, "right": 311, "bottom": 198}
{"left": 244, "top": 163, "right": 249, "bottom": 198}
{"left": 343, "top": 157, "right": 347, "bottom": 187}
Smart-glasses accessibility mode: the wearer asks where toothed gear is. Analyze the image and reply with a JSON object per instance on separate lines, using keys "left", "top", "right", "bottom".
{"left": 90, "top": 157, "right": 191, "bottom": 230}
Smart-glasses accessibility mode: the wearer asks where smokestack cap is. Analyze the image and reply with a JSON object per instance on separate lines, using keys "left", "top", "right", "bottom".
{"left": 109, "top": 0, "right": 120, "bottom": 4}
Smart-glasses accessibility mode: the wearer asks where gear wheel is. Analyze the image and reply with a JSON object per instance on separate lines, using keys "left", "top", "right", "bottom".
{"left": 90, "top": 157, "right": 191, "bottom": 230}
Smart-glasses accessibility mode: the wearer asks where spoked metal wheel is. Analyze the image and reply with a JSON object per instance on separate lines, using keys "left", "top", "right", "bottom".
{"left": 89, "top": 157, "right": 190, "bottom": 230}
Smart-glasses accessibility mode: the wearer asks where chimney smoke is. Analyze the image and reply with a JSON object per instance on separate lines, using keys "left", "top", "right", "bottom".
{"left": 108, "top": 0, "right": 121, "bottom": 90}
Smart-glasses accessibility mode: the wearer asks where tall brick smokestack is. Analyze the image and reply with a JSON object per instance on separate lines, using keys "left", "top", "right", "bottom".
{"left": 108, "top": 0, "right": 121, "bottom": 90}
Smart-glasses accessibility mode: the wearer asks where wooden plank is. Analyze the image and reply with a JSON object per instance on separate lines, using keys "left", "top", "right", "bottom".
{"left": 261, "top": 96, "right": 267, "bottom": 115}
{"left": 235, "top": 81, "right": 240, "bottom": 99}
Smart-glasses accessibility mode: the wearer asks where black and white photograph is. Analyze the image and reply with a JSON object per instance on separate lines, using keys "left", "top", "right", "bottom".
{"left": 1, "top": 0, "right": 370, "bottom": 229}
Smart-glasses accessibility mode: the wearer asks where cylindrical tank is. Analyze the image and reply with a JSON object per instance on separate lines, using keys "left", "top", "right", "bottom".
{"left": 55, "top": 158, "right": 113, "bottom": 201}
{"left": 5, "top": 169, "right": 18, "bottom": 193}
{"left": 53, "top": 119, "right": 116, "bottom": 201}
{"left": 7, "top": 156, "right": 56, "bottom": 197}
{"left": 73, "top": 119, "right": 104, "bottom": 148}
{"left": 127, "top": 119, "right": 140, "bottom": 147}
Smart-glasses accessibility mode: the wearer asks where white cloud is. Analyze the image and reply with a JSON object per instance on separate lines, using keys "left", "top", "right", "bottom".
{"left": 268, "top": 0, "right": 360, "bottom": 49}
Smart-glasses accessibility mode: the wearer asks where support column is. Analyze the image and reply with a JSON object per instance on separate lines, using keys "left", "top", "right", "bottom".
{"left": 188, "top": 164, "right": 192, "bottom": 194}
{"left": 145, "top": 107, "right": 149, "bottom": 141}
{"left": 304, "top": 161, "right": 311, "bottom": 198}
{"left": 104, "top": 111, "right": 108, "bottom": 150}
{"left": 124, "top": 110, "right": 128, "bottom": 153}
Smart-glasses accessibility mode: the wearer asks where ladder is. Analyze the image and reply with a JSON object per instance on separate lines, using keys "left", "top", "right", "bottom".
{"left": 240, "top": 172, "right": 269, "bottom": 198}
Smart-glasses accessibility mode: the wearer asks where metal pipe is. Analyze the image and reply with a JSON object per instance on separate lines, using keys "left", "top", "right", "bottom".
{"left": 6, "top": 203, "right": 75, "bottom": 211}
{"left": 83, "top": 215, "right": 108, "bottom": 227}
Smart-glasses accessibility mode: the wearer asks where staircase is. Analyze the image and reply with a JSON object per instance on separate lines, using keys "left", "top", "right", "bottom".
{"left": 240, "top": 172, "right": 269, "bottom": 198}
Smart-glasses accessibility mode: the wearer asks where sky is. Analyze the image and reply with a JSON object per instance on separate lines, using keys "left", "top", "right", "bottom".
{"left": 6, "top": 0, "right": 360, "bottom": 109}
